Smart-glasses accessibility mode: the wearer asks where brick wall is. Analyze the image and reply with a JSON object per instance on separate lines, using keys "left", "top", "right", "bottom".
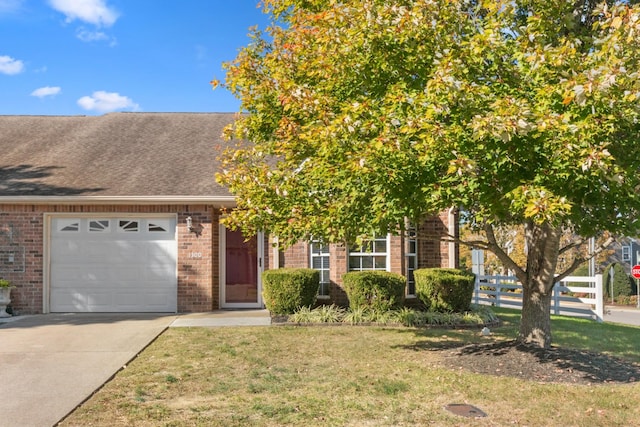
{"left": 0, "top": 209, "right": 43, "bottom": 314}
{"left": 177, "top": 209, "right": 216, "bottom": 313}
{"left": 418, "top": 210, "right": 457, "bottom": 269}
{"left": 0, "top": 204, "right": 220, "bottom": 315}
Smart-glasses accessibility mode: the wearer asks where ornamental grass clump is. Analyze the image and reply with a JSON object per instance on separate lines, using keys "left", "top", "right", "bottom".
{"left": 262, "top": 268, "right": 319, "bottom": 314}
{"left": 414, "top": 268, "right": 476, "bottom": 312}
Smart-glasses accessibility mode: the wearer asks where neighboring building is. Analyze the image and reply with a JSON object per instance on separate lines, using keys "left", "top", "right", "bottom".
{"left": 615, "top": 237, "right": 640, "bottom": 274}
{"left": 0, "top": 113, "right": 457, "bottom": 315}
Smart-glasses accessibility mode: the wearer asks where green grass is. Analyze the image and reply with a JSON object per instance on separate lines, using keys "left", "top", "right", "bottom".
{"left": 59, "top": 308, "right": 640, "bottom": 427}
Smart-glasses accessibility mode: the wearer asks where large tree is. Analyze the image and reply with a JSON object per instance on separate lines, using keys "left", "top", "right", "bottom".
{"left": 217, "top": 0, "right": 640, "bottom": 348}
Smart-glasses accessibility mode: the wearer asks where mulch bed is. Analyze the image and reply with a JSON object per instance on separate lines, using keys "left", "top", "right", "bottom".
{"left": 437, "top": 340, "right": 640, "bottom": 385}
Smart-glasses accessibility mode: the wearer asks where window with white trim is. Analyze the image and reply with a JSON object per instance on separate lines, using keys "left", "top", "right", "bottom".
{"left": 349, "top": 235, "right": 388, "bottom": 271}
{"left": 148, "top": 220, "right": 170, "bottom": 232}
{"left": 406, "top": 226, "right": 417, "bottom": 295}
{"left": 622, "top": 245, "right": 631, "bottom": 262}
{"left": 118, "top": 220, "right": 139, "bottom": 232}
{"left": 58, "top": 219, "right": 80, "bottom": 232}
{"left": 310, "top": 241, "right": 330, "bottom": 297}
{"left": 89, "top": 220, "right": 110, "bottom": 232}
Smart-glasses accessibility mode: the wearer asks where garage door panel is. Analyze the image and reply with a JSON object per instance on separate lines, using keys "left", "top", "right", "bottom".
{"left": 85, "top": 292, "right": 115, "bottom": 311}
{"left": 145, "top": 292, "right": 176, "bottom": 309}
{"left": 113, "top": 292, "right": 142, "bottom": 308}
{"left": 144, "top": 265, "right": 178, "bottom": 280}
{"left": 50, "top": 290, "right": 87, "bottom": 312}
{"left": 50, "top": 217, "right": 177, "bottom": 313}
{"left": 82, "top": 241, "right": 142, "bottom": 263}
{"left": 52, "top": 265, "right": 138, "bottom": 284}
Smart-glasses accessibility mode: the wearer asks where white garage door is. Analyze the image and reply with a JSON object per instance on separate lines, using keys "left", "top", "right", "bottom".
{"left": 50, "top": 217, "right": 177, "bottom": 313}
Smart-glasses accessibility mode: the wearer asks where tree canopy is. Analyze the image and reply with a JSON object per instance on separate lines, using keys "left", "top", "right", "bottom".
{"left": 218, "top": 0, "right": 640, "bottom": 347}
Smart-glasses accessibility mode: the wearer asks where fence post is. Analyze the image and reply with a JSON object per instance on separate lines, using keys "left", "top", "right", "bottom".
{"left": 553, "top": 282, "right": 560, "bottom": 315}
{"left": 594, "top": 273, "right": 604, "bottom": 322}
{"left": 496, "top": 280, "right": 501, "bottom": 307}
{"left": 474, "top": 276, "right": 479, "bottom": 306}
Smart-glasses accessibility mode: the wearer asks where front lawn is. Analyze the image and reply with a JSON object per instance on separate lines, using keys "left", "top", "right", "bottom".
{"left": 60, "top": 308, "right": 640, "bottom": 426}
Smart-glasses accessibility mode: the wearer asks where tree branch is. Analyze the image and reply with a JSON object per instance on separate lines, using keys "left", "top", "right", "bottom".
{"left": 558, "top": 236, "right": 587, "bottom": 255}
{"left": 484, "top": 223, "right": 526, "bottom": 281}
{"left": 555, "top": 235, "right": 616, "bottom": 281}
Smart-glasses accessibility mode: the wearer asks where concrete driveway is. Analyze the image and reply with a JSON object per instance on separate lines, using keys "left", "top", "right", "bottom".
{"left": 0, "top": 313, "right": 176, "bottom": 427}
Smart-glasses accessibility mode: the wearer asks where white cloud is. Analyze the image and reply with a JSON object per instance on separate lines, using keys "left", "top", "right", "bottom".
{"left": 76, "top": 27, "right": 117, "bottom": 45}
{"left": 77, "top": 91, "right": 140, "bottom": 113}
{"left": 48, "top": 0, "right": 118, "bottom": 27}
{"left": 31, "top": 86, "right": 61, "bottom": 98}
{"left": 0, "top": 55, "right": 24, "bottom": 75}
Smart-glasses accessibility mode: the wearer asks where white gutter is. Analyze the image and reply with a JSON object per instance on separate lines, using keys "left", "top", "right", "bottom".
{"left": 0, "top": 195, "right": 237, "bottom": 207}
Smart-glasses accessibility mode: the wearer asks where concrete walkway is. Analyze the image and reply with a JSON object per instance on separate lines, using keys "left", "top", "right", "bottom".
{"left": 0, "top": 310, "right": 271, "bottom": 427}
{"left": 170, "top": 309, "right": 271, "bottom": 327}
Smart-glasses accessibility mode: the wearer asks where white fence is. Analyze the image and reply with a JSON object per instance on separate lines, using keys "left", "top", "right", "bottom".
{"left": 473, "top": 274, "right": 604, "bottom": 322}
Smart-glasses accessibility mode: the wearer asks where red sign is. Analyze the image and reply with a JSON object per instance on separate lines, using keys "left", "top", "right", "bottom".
{"left": 632, "top": 265, "right": 640, "bottom": 279}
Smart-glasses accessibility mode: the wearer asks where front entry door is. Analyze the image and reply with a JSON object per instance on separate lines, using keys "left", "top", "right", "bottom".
{"left": 221, "top": 227, "right": 263, "bottom": 308}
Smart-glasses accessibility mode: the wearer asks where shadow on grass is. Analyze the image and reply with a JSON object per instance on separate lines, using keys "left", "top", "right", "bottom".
{"left": 392, "top": 307, "right": 640, "bottom": 384}
{"left": 390, "top": 327, "right": 488, "bottom": 351}
{"left": 448, "top": 339, "right": 640, "bottom": 384}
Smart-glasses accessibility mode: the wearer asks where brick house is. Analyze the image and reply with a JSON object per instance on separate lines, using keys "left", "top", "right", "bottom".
{"left": 0, "top": 113, "right": 457, "bottom": 315}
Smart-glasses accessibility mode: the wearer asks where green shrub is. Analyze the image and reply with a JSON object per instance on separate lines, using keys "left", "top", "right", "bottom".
{"left": 603, "top": 263, "right": 633, "bottom": 299}
{"left": 414, "top": 268, "right": 475, "bottom": 312}
{"left": 262, "top": 268, "right": 319, "bottom": 314}
{"left": 342, "top": 271, "right": 406, "bottom": 311}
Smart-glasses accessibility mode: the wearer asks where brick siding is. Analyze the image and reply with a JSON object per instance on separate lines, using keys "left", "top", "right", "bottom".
{"left": 0, "top": 204, "right": 220, "bottom": 315}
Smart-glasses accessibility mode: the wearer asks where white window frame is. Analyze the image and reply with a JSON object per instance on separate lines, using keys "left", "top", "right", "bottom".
{"left": 88, "top": 219, "right": 111, "bottom": 233}
{"left": 622, "top": 245, "right": 631, "bottom": 262}
{"left": 405, "top": 226, "right": 417, "bottom": 296}
{"left": 117, "top": 219, "right": 140, "bottom": 233}
{"left": 310, "top": 241, "right": 330, "bottom": 298}
{"left": 348, "top": 234, "right": 390, "bottom": 272}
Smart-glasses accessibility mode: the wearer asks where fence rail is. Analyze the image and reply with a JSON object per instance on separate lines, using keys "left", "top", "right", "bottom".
{"left": 473, "top": 274, "right": 603, "bottom": 322}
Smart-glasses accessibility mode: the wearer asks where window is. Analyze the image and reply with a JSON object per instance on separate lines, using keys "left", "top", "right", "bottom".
{"left": 89, "top": 220, "right": 110, "bottom": 232}
{"left": 58, "top": 219, "right": 80, "bottom": 232}
{"left": 148, "top": 220, "right": 169, "bottom": 232}
{"left": 349, "top": 235, "right": 388, "bottom": 271}
{"left": 118, "top": 220, "right": 139, "bottom": 232}
{"left": 310, "top": 241, "right": 330, "bottom": 297}
{"left": 405, "top": 226, "right": 417, "bottom": 295}
{"left": 622, "top": 245, "right": 631, "bottom": 262}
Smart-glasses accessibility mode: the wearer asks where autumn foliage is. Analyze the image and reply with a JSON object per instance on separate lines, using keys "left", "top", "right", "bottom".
{"left": 219, "top": 0, "right": 640, "bottom": 347}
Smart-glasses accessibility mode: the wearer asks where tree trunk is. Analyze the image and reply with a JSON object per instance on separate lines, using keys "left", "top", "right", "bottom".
{"left": 516, "top": 221, "right": 561, "bottom": 349}
{"left": 519, "top": 282, "right": 553, "bottom": 348}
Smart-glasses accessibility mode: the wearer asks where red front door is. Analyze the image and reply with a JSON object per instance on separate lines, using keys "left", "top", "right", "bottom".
{"left": 222, "top": 228, "right": 262, "bottom": 307}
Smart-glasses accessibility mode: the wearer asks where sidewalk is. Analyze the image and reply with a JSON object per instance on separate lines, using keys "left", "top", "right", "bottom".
{"left": 170, "top": 309, "right": 271, "bottom": 327}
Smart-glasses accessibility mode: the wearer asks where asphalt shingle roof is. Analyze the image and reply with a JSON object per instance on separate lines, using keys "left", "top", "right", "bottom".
{"left": 0, "top": 112, "right": 240, "bottom": 198}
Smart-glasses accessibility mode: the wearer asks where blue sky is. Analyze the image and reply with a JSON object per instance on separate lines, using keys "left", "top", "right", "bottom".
{"left": 0, "top": 0, "right": 271, "bottom": 115}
